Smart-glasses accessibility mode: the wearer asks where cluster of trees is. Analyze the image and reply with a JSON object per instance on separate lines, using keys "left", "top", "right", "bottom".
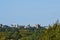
{"left": 0, "top": 20, "right": 60, "bottom": 40}
{"left": 39, "top": 20, "right": 60, "bottom": 40}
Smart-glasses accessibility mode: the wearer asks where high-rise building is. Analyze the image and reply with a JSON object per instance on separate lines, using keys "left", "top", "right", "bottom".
{"left": 0, "top": 24, "right": 3, "bottom": 28}
{"left": 34, "top": 24, "right": 40, "bottom": 28}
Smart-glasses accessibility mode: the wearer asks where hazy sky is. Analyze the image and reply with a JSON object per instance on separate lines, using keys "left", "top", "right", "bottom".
{"left": 0, "top": 0, "right": 60, "bottom": 26}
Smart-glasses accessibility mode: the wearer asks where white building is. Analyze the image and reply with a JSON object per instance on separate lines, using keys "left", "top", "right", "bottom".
{"left": 34, "top": 24, "right": 40, "bottom": 28}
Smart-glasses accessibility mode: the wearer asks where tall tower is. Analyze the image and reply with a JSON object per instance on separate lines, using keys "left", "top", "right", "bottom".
{"left": 0, "top": 24, "right": 3, "bottom": 28}
{"left": 34, "top": 24, "right": 40, "bottom": 28}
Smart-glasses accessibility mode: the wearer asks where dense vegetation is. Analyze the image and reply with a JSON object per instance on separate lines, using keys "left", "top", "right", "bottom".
{"left": 0, "top": 20, "right": 60, "bottom": 40}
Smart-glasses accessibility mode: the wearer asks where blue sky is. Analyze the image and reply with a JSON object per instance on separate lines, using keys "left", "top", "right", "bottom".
{"left": 0, "top": 0, "right": 60, "bottom": 26}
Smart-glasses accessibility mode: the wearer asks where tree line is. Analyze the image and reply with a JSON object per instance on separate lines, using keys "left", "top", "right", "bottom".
{"left": 0, "top": 20, "right": 60, "bottom": 40}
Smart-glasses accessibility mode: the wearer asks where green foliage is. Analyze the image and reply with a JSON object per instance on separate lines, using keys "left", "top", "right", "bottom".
{"left": 39, "top": 20, "right": 60, "bottom": 40}
{"left": 0, "top": 20, "right": 60, "bottom": 40}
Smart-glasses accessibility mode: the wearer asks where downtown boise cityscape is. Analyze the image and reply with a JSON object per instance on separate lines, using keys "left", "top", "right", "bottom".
{"left": 0, "top": 20, "right": 60, "bottom": 40}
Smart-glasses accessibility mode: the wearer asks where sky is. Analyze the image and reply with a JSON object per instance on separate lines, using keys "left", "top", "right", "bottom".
{"left": 0, "top": 0, "right": 60, "bottom": 26}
